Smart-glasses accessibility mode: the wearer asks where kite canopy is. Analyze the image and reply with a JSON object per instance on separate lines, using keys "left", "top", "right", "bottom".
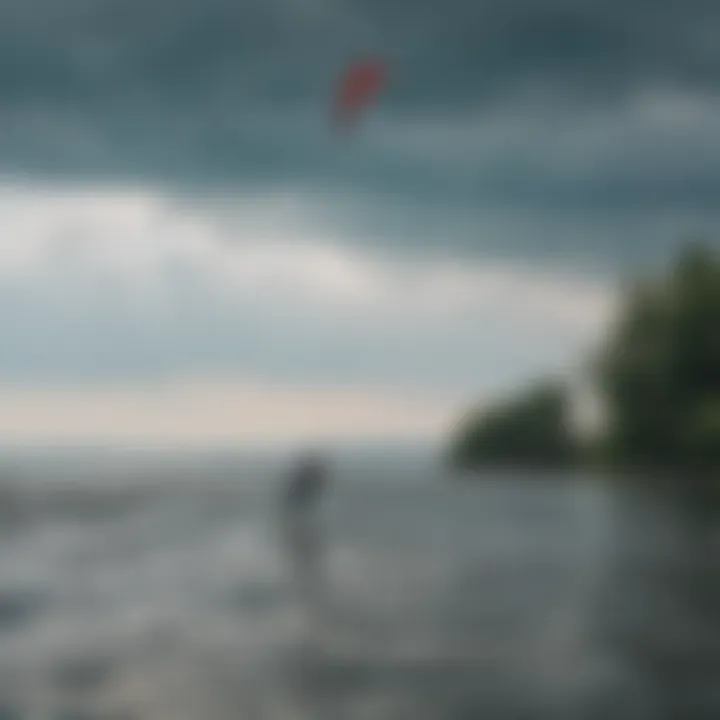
{"left": 332, "top": 58, "right": 388, "bottom": 133}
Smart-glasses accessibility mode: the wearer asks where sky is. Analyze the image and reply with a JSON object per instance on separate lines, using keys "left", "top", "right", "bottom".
{"left": 0, "top": 0, "right": 718, "bottom": 448}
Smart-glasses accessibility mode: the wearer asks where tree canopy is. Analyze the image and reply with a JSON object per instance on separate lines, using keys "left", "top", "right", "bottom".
{"left": 448, "top": 380, "right": 576, "bottom": 470}
{"left": 596, "top": 242, "right": 720, "bottom": 486}
{"left": 446, "top": 241, "right": 720, "bottom": 491}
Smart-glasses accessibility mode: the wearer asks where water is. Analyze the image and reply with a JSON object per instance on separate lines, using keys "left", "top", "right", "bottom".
{"left": 0, "top": 453, "right": 717, "bottom": 719}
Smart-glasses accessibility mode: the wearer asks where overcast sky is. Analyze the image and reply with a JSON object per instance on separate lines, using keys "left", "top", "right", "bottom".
{"left": 0, "top": 0, "right": 717, "bottom": 447}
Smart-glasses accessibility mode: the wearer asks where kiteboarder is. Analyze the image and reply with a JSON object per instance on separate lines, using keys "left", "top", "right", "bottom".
{"left": 279, "top": 451, "right": 331, "bottom": 624}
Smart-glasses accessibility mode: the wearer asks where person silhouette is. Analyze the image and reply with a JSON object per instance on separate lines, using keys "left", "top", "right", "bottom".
{"left": 279, "top": 452, "right": 331, "bottom": 629}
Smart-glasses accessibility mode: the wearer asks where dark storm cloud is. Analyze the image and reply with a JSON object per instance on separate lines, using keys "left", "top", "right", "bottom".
{"left": 3, "top": 0, "right": 719, "bottom": 111}
{"left": 1, "top": 0, "right": 720, "bottom": 266}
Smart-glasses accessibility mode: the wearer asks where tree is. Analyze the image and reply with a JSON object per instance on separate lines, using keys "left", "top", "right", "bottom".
{"left": 596, "top": 242, "right": 720, "bottom": 489}
{"left": 448, "top": 380, "right": 577, "bottom": 470}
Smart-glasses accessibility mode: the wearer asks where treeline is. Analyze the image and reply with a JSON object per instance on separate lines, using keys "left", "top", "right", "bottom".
{"left": 449, "top": 381, "right": 577, "bottom": 470}
{"left": 448, "top": 243, "right": 720, "bottom": 492}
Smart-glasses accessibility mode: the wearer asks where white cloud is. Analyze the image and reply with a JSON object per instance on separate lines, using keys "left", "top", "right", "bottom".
{"left": 0, "top": 179, "right": 613, "bottom": 330}
{"left": 0, "top": 180, "right": 616, "bottom": 444}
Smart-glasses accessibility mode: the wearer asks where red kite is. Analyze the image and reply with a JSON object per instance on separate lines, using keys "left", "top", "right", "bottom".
{"left": 332, "top": 58, "right": 388, "bottom": 133}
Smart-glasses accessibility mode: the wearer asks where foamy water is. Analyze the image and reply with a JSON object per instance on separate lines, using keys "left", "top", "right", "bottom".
{"left": 0, "top": 453, "right": 717, "bottom": 718}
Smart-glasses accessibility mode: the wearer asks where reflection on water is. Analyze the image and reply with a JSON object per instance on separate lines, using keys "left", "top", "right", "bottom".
{"left": 0, "top": 459, "right": 717, "bottom": 718}
{"left": 592, "top": 488, "right": 720, "bottom": 720}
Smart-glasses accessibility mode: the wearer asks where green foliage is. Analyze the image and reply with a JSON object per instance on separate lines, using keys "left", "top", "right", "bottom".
{"left": 448, "top": 380, "right": 576, "bottom": 470}
{"left": 446, "top": 240, "right": 720, "bottom": 492}
{"left": 596, "top": 242, "right": 720, "bottom": 484}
